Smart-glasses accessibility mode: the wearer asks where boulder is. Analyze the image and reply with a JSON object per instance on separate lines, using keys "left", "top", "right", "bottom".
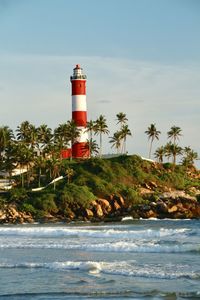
{"left": 113, "top": 200, "right": 121, "bottom": 211}
{"left": 168, "top": 205, "right": 178, "bottom": 213}
{"left": 97, "top": 198, "right": 112, "bottom": 212}
{"left": 95, "top": 204, "right": 104, "bottom": 217}
{"left": 85, "top": 208, "right": 94, "bottom": 218}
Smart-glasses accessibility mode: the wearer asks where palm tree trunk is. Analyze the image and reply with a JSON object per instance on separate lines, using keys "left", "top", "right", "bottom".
{"left": 149, "top": 138, "right": 153, "bottom": 159}
{"left": 100, "top": 134, "right": 102, "bottom": 158}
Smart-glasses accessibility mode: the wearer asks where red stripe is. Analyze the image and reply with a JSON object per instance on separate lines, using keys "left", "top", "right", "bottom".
{"left": 72, "top": 142, "right": 90, "bottom": 158}
{"left": 71, "top": 80, "right": 86, "bottom": 95}
{"left": 72, "top": 111, "right": 87, "bottom": 126}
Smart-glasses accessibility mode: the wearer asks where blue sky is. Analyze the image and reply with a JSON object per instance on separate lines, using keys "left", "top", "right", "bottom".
{"left": 0, "top": 0, "right": 200, "bottom": 164}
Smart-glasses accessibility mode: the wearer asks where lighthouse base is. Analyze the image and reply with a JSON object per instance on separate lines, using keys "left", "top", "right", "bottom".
{"left": 72, "top": 142, "right": 90, "bottom": 159}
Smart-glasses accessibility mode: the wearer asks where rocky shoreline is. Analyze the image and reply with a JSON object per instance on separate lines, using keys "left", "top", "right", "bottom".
{"left": 0, "top": 190, "right": 200, "bottom": 224}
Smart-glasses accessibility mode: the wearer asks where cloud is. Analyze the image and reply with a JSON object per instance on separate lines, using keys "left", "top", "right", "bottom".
{"left": 97, "top": 99, "right": 112, "bottom": 104}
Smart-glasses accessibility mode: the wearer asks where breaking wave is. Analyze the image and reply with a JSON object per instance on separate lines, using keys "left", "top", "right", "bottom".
{"left": 0, "top": 226, "right": 193, "bottom": 239}
{"left": 0, "top": 260, "right": 199, "bottom": 280}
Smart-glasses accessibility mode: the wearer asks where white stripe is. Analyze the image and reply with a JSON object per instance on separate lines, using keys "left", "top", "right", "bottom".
{"left": 74, "top": 127, "right": 88, "bottom": 143}
{"left": 72, "top": 95, "right": 87, "bottom": 112}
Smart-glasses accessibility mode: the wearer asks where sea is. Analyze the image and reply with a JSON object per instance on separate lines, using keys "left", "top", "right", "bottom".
{"left": 0, "top": 219, "right": 199, "bottom": 300}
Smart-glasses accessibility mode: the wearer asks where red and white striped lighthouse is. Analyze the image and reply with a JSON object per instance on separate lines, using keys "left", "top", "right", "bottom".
{"left": 70, "top": 64, "right": 89, "bottom": 158}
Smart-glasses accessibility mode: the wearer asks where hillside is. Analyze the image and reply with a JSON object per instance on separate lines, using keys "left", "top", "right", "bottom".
{"left": 0, "top": 155, "right": 200, "bottom": 223}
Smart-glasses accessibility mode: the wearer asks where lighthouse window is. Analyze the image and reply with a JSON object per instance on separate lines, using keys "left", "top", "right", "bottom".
{"left": 80, "top": 84, "right": 82, "bottom": 87}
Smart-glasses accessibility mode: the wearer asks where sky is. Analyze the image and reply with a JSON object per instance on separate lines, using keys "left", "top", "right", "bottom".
{"left": 0, "top": 0, "right": 200, "bottom": 165}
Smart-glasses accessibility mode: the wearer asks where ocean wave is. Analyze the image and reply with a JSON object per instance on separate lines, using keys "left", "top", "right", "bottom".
{"left": 0, "top": 260, "right": 199, "bottom": 280}
{"left": 0, "top": 226, "right": 192, "bottom": 239}
{"left": 0, "top": 239, "right": 199, "bottom": 253}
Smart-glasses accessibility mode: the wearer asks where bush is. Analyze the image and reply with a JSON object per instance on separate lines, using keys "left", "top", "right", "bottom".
{"left": 31, "top": 193, "right": 58, "bottom": 214}
{"left": 20, "top": 203, "right": 37, "bottom": 215}
{"left": 120, "top": 187, "right": 144, "bottom": 205}
{"left": 58, "top": 184, "right": 95, "bottom": 212}
{"left": 8, "top": 188, "right": 29, "bottom": 203}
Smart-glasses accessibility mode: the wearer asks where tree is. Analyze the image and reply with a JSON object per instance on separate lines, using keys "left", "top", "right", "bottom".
{"left": 65, "top": 168, "right": 74, "bottom": 184}
{"left": 66, "top": 120, "right": 81, "bottom": 160}
{"left": 109, "top": 131, "right": 122, "bottom": 154}
{"left": 167, "top": 126, "right": 182, "bottom": 145}
{"left": 88, "top": 138, "right": 99, "bottom": 157}
{"left": 116, "top": 112, "right": 128, "bottom": 127}
{"left": 0, "top": 126, "right": 14, "bottom": 161}
{"left": 86, "top": 120, "right": 96, "bottom": 157}
{"left": 182, "top": 147, "right": 198, "bottom": 168}
{"left": 154, "top": 146, "right": 165, "bottom": 163}
{"left": 86, "top": 120, "right": 95, "bottom": 141}
{"left": 37, "top": 124, "right": 52, "bottom": 156}
{"left": 145, "top": 123, "right": 161, "bottom": 159}
{"left": 120, "top": 124, "right": 132, "bottom": 154}
{"left": 164, "top": 142, "right": 182, "bottom": 165}
{"left": 94, "top": 115, "right": 109, "bottom": 157}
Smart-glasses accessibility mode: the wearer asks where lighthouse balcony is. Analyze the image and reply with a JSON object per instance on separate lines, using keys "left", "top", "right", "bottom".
{"left": 70, "top": 75, "right": 87, "bottom": 80}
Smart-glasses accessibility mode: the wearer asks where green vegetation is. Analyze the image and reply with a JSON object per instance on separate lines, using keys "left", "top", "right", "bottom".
{"left": 0, "top": 154, "right": 199, "bottom": 220}
{"left": 0, "top": 116, "right": 199, "bottom": 221}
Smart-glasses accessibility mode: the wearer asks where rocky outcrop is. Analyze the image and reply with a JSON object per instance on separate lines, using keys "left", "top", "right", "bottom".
{"left": 0, "top": 205, "right": 34, "bottom": 224}
{"left": 136, "top": 191, "right": 200, "bottom": 219}
{"left": 0, "top": 189, "right": 200, "bottom": 224}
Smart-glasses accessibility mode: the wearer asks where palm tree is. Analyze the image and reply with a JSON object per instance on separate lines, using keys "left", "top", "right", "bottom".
{"left": 167, "top": 126, "right": 182, "bottom": 145}
{"left": 145, "top": 123, "right": 161, "bottom": 159}
{"left": 120, "top": 125, "right": 132, "bottom": 154}
{"left": 86, "top": 120, "right": 96, "bottom": 157}
{"left": 182, "top": 147, "right": 198, "bottom": 168}
{"left": 86, "top": 120, "right": 95, "bottom": 140}
{"left": 116, "top": 112, "right": 128, "bottom": 127}
{"left": 165, "top": 142, "right": 183, "bottom": 165}
{"left": 94, "top": 115, "right": 109, "bottom": 157}
{"left": 87, "top": 138, "right": 99, "bottom": 157}
{"left": 109, "top": 131, "right": 122, "bottom": 154}
{"left": 34, "top": 156, "right": 46, "bottom": 187}
{"left": 37, "top": 124, "right": 52, "bottom": 156}
{"left": 16, "top": 121, "right": 32, "bottom": 144}
{"left": 0, "top": 126, "right": 14, "bottom": 161}
{"left": 66, "top": 120, "right": 81, "bottom": 160}
{"left": 65, "top": 167, "right": 74, "bottom": 184}
{"left": 154, "top": 146, "right": 165, "bottom": 163}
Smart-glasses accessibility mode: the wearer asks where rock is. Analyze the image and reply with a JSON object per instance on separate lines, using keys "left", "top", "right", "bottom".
{"left": 113, "top": 195, "right": 125, "bottom": 207}
{"left": 146, "top": 210, "right": 157, "bottom": 218}
{"left": 139, "top": 188, "right": 153, "bottom": 195}
{"left": 156, "top": 201, "right": 168, "bottom": 213}
{"left": 95, "top": 204, "right": 104, "bottom": 217}
{"left": 85, "top": 208, "right": 94, "bottom": 218}
{"left": 97, "top": 198, "right": 112, "bottom": 212}
{"left": 168, "top": 205, "right": 178, "bottom": 213}
{"left": 113, "top": 200, "right": 121, "bottom": 211}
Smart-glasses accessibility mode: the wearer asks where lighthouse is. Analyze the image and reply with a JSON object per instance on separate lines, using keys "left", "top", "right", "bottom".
{"left": 70, "top": 64, "right": 89, "bottom": 158}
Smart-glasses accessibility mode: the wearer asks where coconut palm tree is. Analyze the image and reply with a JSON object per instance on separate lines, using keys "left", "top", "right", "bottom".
{"left": 66, "top": 120, "right": 81, "bottom": 160}
{"left": 16, "top": 121, "right": 32, "bottom": 144}
{"left": 154, "top": 146, "right": 165, "bottom": 163}
{"left": 182, "top": 147, "right": 198, "bottom": 168}
{"left": 120, "top": 125, "right": 132, "bottom": 154}
{"left": 37, "top": 124, "right": 52, "bottom": 155}
{"left": 116, "top": 112, "right": 128, "bottom": 127}
{"left": 65, "top": 167, "right": 74, "bottom": 184}
{"left": 109, "top": 131, "right": 122, "bottom": 154}
{"left": 86, "top": 120, "right": 95, "bottom": 140}
{"left": 145, "top": 123, "right": 161, "bottom": 159}
{"left": 94, "top": 115, "right": 109, "bottom": 158}
{"left": 0, "top": 126, "right": 14, "bottom": 161}
{"left": 165, "top": 142, "right": 183, "bottom": 165}
{"left": 90, "top": 139, "right": 99, "bottom": 157}
{"left": 167, "top": 126, "right": 182, "bottom": 145}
